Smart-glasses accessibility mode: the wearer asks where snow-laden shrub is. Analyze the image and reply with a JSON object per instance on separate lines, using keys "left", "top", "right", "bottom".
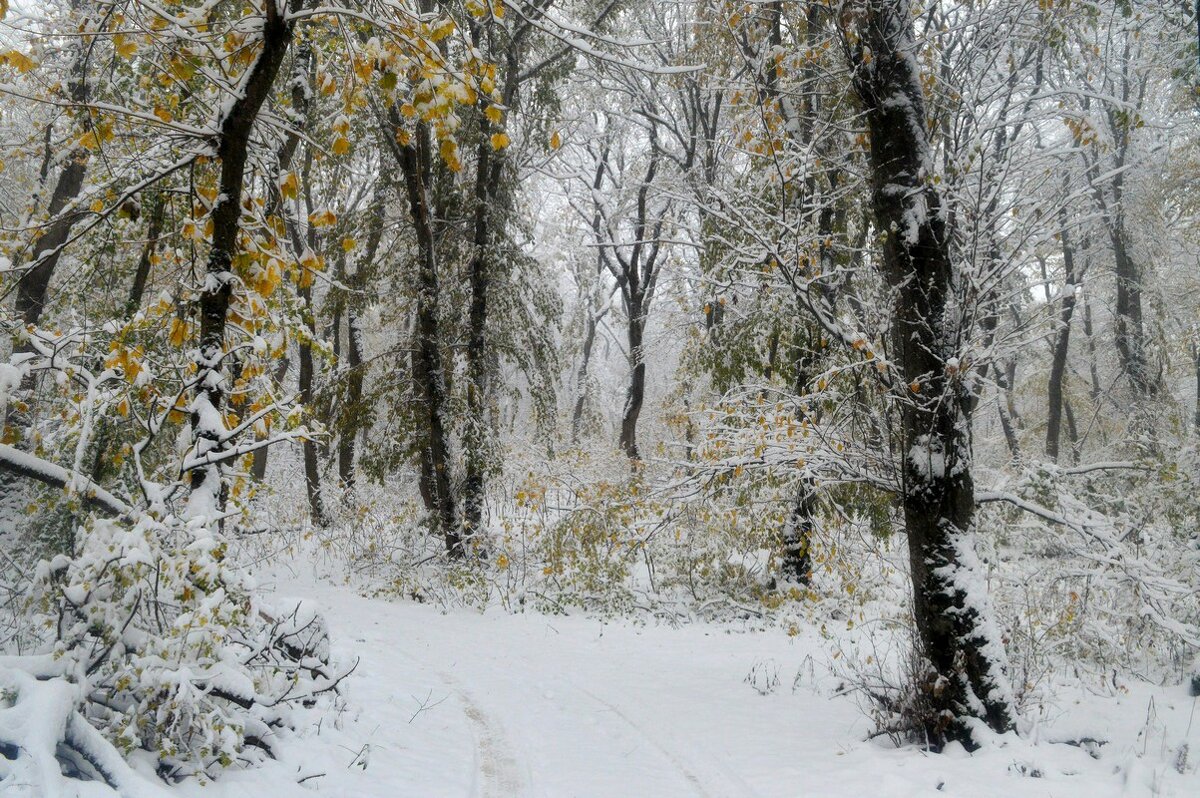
{"left": 980, "top": 455, "right": 1200, "bottom": 687}
{"left": 1, "top": 514, "right": 346, "bottom": 789}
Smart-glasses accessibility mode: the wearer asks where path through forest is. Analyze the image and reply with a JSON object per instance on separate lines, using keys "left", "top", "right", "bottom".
{"left": 199, "top": 565, "right": 1200, "bottom": 798}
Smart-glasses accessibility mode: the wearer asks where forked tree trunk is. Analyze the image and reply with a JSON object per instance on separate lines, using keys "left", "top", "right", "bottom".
{"left": 844, "top": 0, "right": 1014, "bottom": 748}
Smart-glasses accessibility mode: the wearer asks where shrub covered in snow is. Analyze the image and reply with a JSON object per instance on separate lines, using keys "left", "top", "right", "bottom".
{"left": 1, "top": 514, "right": 348, "bottom": 791}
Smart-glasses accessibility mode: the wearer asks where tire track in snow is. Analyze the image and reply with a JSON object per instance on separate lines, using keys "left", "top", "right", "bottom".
{"left": 441, "top": 674, "right": 524, "bottom": 798}
{"left": 574, "top": 685, "right": 718, "bottom": 798}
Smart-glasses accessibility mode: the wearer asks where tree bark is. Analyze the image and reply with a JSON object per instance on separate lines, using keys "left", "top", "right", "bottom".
{"left": 391, "top": 120, "right": 461, "bottom": 556}
{"left": 14, "top": 4, "right": 92, "bottom": 328}
{"left": 250, "top": 357, "right": 291, "bottom": 482}
{"left": 1110, "top": 225, "right": 1157, "bottom": 397}
{"left": 844, "top": 0, "right": 1014, "bottom": 747}
{"left": 188, "top": 0, "right": 298, "bottom": 515}
{"left": 1046, "top": 214, "right": 1079, "bottom": 462}
{"left": 124, "top": 194, "right": 165, "bottom": 318}
{"left": 336, "top": 180, "right": 386, "bottom": 492}
{"left": 619, "top": 305, "right": 646, "bottom": 461}
{"left": 1194, "top": 341, "right": 1200, "bottom": 437}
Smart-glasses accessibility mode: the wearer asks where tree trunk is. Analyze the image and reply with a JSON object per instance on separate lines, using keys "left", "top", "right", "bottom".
{"left": 571, "top": 310, "right": 598, "bottom": 445}
{"left": 297, "top": 303, "right": 327, "bottom": 526}
{"left": 619, "top": 303, "right": 646, "bottom": 461}
{"left": 1194, "top": 341, "right": 1200, "bottom": 437}
{"left": 1046, "top": 217, "right": 1079, "bottom": 462}
{"left": 13, "top": 4, "right": 92, "bottom": 328}
{"left": 188, "top": 0, "right": 297, "bottom": 516}
{"left": 780, "top": 334, "right": 818, "bottom": 584}
{"left": 1110, "top": 225, "right": 1157, "bottom": 397}
{"left": 250, "top": 357, "right": 291, "bottom": 482}
{"left": 393, "top": 122, "right": 461, "bottom": 556}
{"left": 124, "top": 195, "right": 165, "bottom": 318}
{"left": 462, "top": 103, "right": 506, "bottom": 541}
{"left": 1, "top": 0, "right": 93, "bottom": 517}
{"left": 845, "top": 0, "right": 1014, "bottom": 747}
{"left": 1082, "top": 292, "right": 1103, "bottom": 407}
{"left": 338, "top": 306, "right": 364, "bottom": 489}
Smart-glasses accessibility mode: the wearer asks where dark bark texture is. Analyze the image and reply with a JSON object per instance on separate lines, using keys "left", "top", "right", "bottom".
{"left": 190, "top": 0, "right": 299, "bottom": 507}
{"left": 844, "top": 0, "right": 1014, "bottom": 748}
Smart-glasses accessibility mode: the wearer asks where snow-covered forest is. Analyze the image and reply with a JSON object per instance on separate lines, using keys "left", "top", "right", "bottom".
{"left": 0, "top": 0, "right": 1198, "bottom": 795}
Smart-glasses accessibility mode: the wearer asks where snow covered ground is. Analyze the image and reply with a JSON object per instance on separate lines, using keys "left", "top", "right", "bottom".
{"left": 162, "top": 560, "right": 1200, "bottom": 798}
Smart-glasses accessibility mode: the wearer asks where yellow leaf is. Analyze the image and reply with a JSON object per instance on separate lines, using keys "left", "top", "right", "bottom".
{"left": 78, "top": 129, "right": 101, "bottom": 150}
{"left": 114, "top": 36, "right": 137, "bottom": 59}
{"left": 331, "top": 136, "right": 351, "bottom": 156}
{"left": 279, "top": 172, "right": 299, "bottom": 200}
{"left": 1, "top": 49, "right": 36, "bottom": 73}
{"left": 484, "top": 105, "right": 503, "bottom": 124}
{"left": 308, "top": 209, "right": 336, "bottom": 228}
{"left": 299, "top": 249, "right": 322, "bottom": 270}
{"left": 90, "top": 199, "right": 104, "bottom": 213}
{"left": 153, "top": 106, "right": 173, "bottom": 123}
{"left": 549, "top": 130, "right": 561, "bottom": 150}
{"left": 169, "top": 318, "right": 188, "bottom": 347}
{"left": 490, "top": 132, "right": 510, "bottom": 150}
{"left": 341, "top": 237, "right": 357, "bottom": 252}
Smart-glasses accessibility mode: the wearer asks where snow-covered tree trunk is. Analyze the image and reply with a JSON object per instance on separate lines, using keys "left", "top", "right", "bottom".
{"left": 842, "top": 0, "right": 1015, "bottom": 747}
{"left": 188, "top": 0, "right": 299, "bottom": 519}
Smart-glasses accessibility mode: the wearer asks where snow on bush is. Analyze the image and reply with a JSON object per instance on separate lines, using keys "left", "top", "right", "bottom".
{"left": 0, "top": 514, "right": 350, "bottom": 793}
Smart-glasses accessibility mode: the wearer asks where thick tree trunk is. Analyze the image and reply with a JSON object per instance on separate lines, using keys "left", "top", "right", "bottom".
{"left": 781, "top": 476, "right": 816, "bottom": 585}
{"left": 188, "top": 0, "right": 297, "bottom": 515}
{"left": 846, "top": 0, "right": 1014, "bottom": 747}
{"left": 779, "top": 323, "right": 822, "bottom": 585}
{"left": 462, "top": 103, "right": 506, "bottom": 541}
{"left": 394, "top": 124, "right": 461, "bottom": 556}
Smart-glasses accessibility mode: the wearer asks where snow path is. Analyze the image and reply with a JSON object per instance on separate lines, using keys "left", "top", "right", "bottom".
{"left": 194, "top": 572, "right": 1200, "bottom": 798}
